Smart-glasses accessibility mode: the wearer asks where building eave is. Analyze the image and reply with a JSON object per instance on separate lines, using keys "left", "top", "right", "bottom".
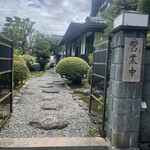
{"left": 60, "top": 22, "right": 106, "bottom": 45}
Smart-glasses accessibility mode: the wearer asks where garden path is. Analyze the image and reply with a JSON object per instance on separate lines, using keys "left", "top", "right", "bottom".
{"left": 0, "top": 69, "right": 93, "bottom": 138}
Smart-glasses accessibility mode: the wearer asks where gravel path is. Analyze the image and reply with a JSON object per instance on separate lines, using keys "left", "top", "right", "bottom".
{"left": 0, "top": 69, "right": 93, "bottom": 138}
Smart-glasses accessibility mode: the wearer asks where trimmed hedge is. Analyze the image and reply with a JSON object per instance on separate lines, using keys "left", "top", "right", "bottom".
{"left": 14, "top": 55, "right": 26, "bottom": 65}
{"left": 56, "top": 57, "right": 89, "bottom": 84}
{"left": 21, "top": 55, "right": 35, "bottom": 71}
{"left": 13, "top": 55, "right": 29, "bottom": 87}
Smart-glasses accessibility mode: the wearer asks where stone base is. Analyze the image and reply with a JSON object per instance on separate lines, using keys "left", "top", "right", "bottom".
{"left": 0, "top": 137, "right": 108, "bottom": 150}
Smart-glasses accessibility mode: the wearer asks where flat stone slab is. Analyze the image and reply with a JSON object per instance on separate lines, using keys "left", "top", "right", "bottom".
{"left": 41, "top": 103, "right": 64, "bottom": 110}
{"left": 74, "top": 89, "right": 91, "bottom": 96}
{"left": 46, "top": 83, "right": 55, "bottom": 85}
{"left": 22, "top": 91, "right": 35, "bottom": 95}
{"left": 72, "top": 95, "right": 81, "bottom": 100}
{"left": 0, "top": 137, "right": 108, "bottom": 150}
{"left": 68, "top": 91, "right": 74, "bottom": 94}
{"left": 37, "top": 80, "right": 46, "bottom": 81}
{"left": 39, "top": 85, "right": 53, "bottom": 88}
{"left": 42, "top": 96, "right": 57, "bottom": 101}
{"left": 76, "top": 100, "right": 88, "bottom": 110}
{"left": 13, "top": 97, "right": 20, "bottom": 100}
{"left": 29, "top": 116, "right": 69, "bottom": 130}
{"left": 42, "top": 90, "right": 60, "bottom": 93}
{"left": 53, "top": 80, "right": 63, "bottom": 82}
{"left": 83, "top": 89, "right": 91, "bottom": 96}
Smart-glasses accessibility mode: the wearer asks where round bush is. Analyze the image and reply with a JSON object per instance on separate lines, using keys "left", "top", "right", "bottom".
{"left": 87, "top": 66, "right": 92, "bottom": 85}
{"left": 56, "top": 57, "right": 89, "bottom": 84}
{"left": 13, "top": 56, "right": 29, "bottom": 86}
{"left": 21, "top": 55, "right": 35, "bottom": 71}
{"left": 14, "top": 55, "right": 26, "bottom": 65}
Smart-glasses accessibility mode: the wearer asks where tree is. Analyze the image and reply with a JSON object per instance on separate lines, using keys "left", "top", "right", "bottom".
{"left": 114, "top": 0, "right": 139, "bottom": 10}
{"left": 137, "top": 0, "right": 150, "bottom": 15}
{"left": 47, "top": 37, "right": 62, "bottom": 56}
{"left": 33, "top": 32, "right": 50, "bottom": 71}
{"left": 19, "top": 18, "right": 35, "bottom": 53}
{"left": 100, "top": 0, "right": 139, "bottom": 35}
{"left": 3, "top": 16, "right": 35, "bottom": 54}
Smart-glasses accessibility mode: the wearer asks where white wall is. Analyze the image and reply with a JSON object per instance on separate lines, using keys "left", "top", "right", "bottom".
{"left": 81, "top": 34, "right": 86, "bottom": 55}
{"left": 71, "top": 43, "right": 75, "bottom": 56}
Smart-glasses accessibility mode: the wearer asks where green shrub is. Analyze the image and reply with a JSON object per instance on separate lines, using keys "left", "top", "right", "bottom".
{"left": 87, "top": 66, "right": 92, "bottom": 85}
{"left": 147, "top": 34, "right": 150, "bottom": 46}
{"left": 13, "top": 55, "right": 26, "bottom": 65}
{"left": 35, "top": 49, "right": 50, "bottom": 71}
{"left": 21, "top": 55, "right": 35, "bottom": 71}
{"left": 56, "top": 57, "right": 89, "bottom": 84}
{"left": 137, "top": 0, "right": 150, "bottom": 15}
{"left": 13, "top": 55, "right": 29, "bottom": 87}
{"left": 88, "top": 53, "right": 93, "bottom": 65}
{"left": 45, "top": 63, "right": 50, "bottom": 70}
{"left": 14, "top": 48, "right": 23, "bottom": 55}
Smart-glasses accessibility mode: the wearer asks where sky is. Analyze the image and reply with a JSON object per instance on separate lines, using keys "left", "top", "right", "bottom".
{"left": 0, "top": 0, "right": 91, "bottom": 36}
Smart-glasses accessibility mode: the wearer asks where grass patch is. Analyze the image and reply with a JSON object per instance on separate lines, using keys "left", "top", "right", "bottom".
{"left": 88, "top": 125, "right": 99, "bottom": 137}
{"left": 75, "top": 93, "right": 101, "bottom": 115}
{"left": 76, "top": 93, "right": 90, "bottom": 106}
{"left": 29, "top": 71, "right": 44, "bottom": 78}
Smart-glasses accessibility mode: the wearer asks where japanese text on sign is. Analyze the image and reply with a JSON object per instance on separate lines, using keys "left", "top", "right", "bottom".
{"left": 122, "top": 38, "right": 143, "bottom": 82}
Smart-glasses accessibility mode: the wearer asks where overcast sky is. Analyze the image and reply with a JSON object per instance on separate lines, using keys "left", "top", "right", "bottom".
{"left": 0, "top": 0, "right": 91, "bottom": 36}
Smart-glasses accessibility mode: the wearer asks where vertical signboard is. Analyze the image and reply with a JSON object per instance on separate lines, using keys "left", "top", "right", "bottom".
{"left": 123, "top": 38, "right": 143, "bottom": 82}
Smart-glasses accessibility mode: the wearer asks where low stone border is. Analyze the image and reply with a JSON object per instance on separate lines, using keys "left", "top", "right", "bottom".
{"left": 0, "top": 137, "right": 108, "bottom": 150}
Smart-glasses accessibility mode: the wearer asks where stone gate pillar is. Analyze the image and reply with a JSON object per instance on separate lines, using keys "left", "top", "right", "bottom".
{"left": 106, "top": 11, "right": 148, "bottom": 150}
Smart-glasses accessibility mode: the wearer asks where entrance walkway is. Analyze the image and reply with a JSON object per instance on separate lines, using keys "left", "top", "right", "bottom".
{"left": 0, "top": 69, "right": 93, "bottom": 138}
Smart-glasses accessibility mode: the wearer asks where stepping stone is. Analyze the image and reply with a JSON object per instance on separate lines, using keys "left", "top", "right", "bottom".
{"left": 73, "top": 95, "right": 81, "bottom": 100}
{"left": 42, "top": 90, "right": 60, "bottom": 93}
{"left": 29, "top": 116, "right": 69, "bottom": 130}
{"left": 76, "top": 100, "right": 88, "bottom": 110}
{"left": 42, "top": 96, "right": 57, "bottom": 101}
{"left": 83, "top": 89, "right": 91, "bottom": 96}
{"left": 13, "top": 96, "right": 20, "bottom": 100}
{"left": 41, "top": 103, "right": 64, "bottom": 110}
{"left": 22, "top": 91, "right": 34, "bottom": 95}
{"left": 39, "top": 85, "right": 53, "bottom": 88}
{"left": 46, "top": 83, "right": 55, "bottom": 85}
{"left": 37, "top": 80, "right": 46, "bottom": 81}
{"left": 68, "top": 91, "right": 74, "bottom": 94}
{"left": 53, "top": 80, "right": 62, "bottom": 82}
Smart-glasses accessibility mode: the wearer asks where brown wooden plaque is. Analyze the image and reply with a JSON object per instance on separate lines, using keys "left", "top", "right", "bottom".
{"left": 122, "top": 38, "right": 143, "bottom": 82}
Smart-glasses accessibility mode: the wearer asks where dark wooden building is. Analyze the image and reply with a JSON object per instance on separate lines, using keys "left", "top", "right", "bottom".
{"left": 60, "top": 0, "right": 113, "bottom": 61}
{"left": 60, "top": 19, "right": 106, "bottom": 61}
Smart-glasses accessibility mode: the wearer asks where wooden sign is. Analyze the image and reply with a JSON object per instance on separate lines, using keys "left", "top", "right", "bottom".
{"left": 122, "top": 38, "right": 143, "bottom": 82}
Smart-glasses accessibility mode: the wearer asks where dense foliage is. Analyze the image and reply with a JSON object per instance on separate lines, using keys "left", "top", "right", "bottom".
{"left": 100, "top": 0, "right": 139, "bottom": 35}
{"left": 3, "top": 17, "right": 35, "bottom": 54}
{"left": 87, "top": 66, "right": 92, "bottom": 85}
{"left": 13, "top": 55, "right": 29, "bottom": 86}
{"left": 35, "top": 49, "right": 50, "bottom": 71}
{"left": 137, "top": 0, "right": 150, "bottom": 14}
{"left": 33, "top": 32, "right": 50, "bottom": 71}
{"left": 48, "top": 37, "right": 62, "bottom": 55}
{"left": 21, "top": 55, "right": 35, "bottom": 71}
{"left": 56, "top": 57, "right": 89, "bottom": 84}
{"left": 13, "top": 55, "right": 26, "bottom": 65}
{"left": 88, "top": 53, "right": 93, "bottom": 65}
